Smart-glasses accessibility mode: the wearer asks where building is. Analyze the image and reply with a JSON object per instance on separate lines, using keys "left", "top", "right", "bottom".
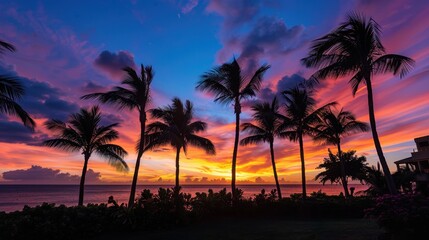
{"left": 394, "top": 135, "right": 429, "bottom": 181}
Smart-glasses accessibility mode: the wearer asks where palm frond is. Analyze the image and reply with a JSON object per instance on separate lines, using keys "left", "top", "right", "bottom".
{"left": 0, "top": 95, "right": 35, "bottom": 129}
{"left": 373, "top": 54, "right": 414, "bottom": 78}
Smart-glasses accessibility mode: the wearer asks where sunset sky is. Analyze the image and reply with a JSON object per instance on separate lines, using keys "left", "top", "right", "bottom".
{"left": 1, "top": 0, "right": 428, "bottom": 185}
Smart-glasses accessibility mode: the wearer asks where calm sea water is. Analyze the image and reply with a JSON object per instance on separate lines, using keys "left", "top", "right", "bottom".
{"left": 0, "top": 184, "right": 368, "bottom": 212}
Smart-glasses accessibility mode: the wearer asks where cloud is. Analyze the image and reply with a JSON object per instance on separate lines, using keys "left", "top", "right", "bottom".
{"left": 1, "top": 165, "right": 102, "bottom": 184}
{"left": 181, "top": 0, "right": 199, "bottom": 14}
{"left": 94, "top": 50, "right": 136, "bottom": 79}
{"left": 0, "top": 120, "right": 47, "bottom": 145}
{"left": 0, "top": 63, "right": 80, "bottom": 121}
{"left": 255, "top": 177, "right": 266, "bottom": 183}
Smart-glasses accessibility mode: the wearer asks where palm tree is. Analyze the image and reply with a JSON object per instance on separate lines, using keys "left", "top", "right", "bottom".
{"left": 0, "top": 40, "right": 35, "bottom": 129}
{"left": 81, "top": 65, "right": 153, "bottom": 207}
{"left": 313, "top": 108, "right": 369, "bottom": 197}
{"left": 43, "top": 106, "right": 128, "bottom": 206}
{"left": 240, "top": 97, "right": 287, "bottom": 199}
{"left": 316, "top": 149, "right": 370, "bottom": 193}
{"left": 145, "top": 98, "right": 215, "bottom": 190}
{"left": 281, "top": 86, "right": 335, "bottom": 199}
{"left": 301, "top": 13, "right": 414, "bottom": 194}
{"left": 196, "top": 58, "right": 270, "bottom": 201}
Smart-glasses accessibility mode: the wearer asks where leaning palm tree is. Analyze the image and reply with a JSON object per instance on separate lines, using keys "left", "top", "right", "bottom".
{"left": 0, "top": 40, "right": 35, "bottom": 129}
{"left": 196, "top": 58, "right": 270, "bottom": 201}
{"left": 313, "top": 108, "right": 369, "bottom": 197}
{"left": 301, "top": 13, "right": 414, "bottom": 194}
{"left": 81, "top": 64, "right": 153, "bottom": 207}
{"left": 282, "top": 86, "right": 335, "bottom": 199}
{"left": 240, "top": 97, "right": 287, "bottom": 199}
{"left": 145, "top": 98, "right": 215, "bottom": 190}
{"left": 43, "top": 106, "right": 128, "bottom": 206}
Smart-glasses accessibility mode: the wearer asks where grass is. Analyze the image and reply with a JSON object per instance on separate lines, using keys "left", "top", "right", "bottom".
{"left": 96, "top": 217, "right": 384, "bottom": 240}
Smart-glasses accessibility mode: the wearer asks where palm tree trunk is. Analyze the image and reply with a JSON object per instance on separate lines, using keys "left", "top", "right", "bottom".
{"left": 337, "top": 142, "right": 350, "bottom": 198}
{"left": 231, "top": 100, "right": 241, "bottom": 203}
{"left": 175, "top": 146, "right": 181, "bottom": 189}
{"left": 78, "top": 153, "right": 90, "bottom": 206}
{"left": 128, "top": 111, "right": 146, "bottom": 207}
{"left": 298, "top": 132, "right": 306, "bottom": 199}
{"left": 269, "top": 140, "right": 282, "bottom": 199}
{"left": 366, "top": 79, "right": 397, "bottom": 194}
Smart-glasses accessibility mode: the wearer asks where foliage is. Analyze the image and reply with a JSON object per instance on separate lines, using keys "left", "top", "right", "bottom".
{"left": 0, "top": 188, "right": 376, "bottom": 239}
{"left": 315, "top": 149, "right": 370, "bottom": 184}
{"left": 366, "top": 194, "right": 429, "bottom": 236}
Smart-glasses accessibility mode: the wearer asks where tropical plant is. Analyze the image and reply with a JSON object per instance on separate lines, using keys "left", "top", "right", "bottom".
{"left": 281, "top": 86, "right": 335, "bottom": 198}
{"left": 43, "top": 106, "right": 128, "bottom": 206}
{"left": 0, "top": 40, "right": 35, "bottom": 129}
{"left": 315, "top": 149, "right": 370, "bottom": 192}
{"left": 145, "top": 98, "right": 215, "bottom": 190}
{"left": 240, "top": 97, "right": 287, "bottom": 199}
{"left": 301, "top": 13, "right": 414, "bottom": 194}
{"left": 81, "top": 64, "right": 153, "bottom": 207}
{"left": 313, "top": 108, "right": 369, "bottom": 197}
{"left": 196, "top": 58, "right": 270, "bottom": 201}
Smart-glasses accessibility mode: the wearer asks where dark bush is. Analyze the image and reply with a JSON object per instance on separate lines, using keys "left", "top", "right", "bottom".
{"left": 365, "top": 193, "right": 429, "bottom": 236}
{"left": 0, "top": 188, "right": 375, "bottom": 239}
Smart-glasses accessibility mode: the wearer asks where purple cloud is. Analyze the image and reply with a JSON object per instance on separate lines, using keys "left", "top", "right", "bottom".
{"left": 94, "top": 50, "right": 136, "bottom": 79}
{"left": 206, "top": 0, "right": 262, "bottom": 29}
{"left": 2, "top": 165, "right": 102, "bottom": 184}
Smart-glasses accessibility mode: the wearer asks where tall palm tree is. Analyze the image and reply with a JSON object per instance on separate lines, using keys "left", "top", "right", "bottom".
{"left": 81, "top": 65, "right": 153, "bottom": 207}
{"left": 0, "top": 40, "right": 35, "bottom": 129}
{"left": 240, "top": 97, "right": 287, "bottom": 199}
{"left": 196, "top": 58, "right": 270, "bottom": 200}
{"left": 145, "top": 98, "right": 215, "bottom": 190}
{"left": 315, "top": 149, "right": 370, "bottom": 193}
{"left": 313, "top": 108, "right": 369, "bottom": 197}
{"left": 301, "top": 13, "right": 414, "bottom": 194}
{"left": 282, "top": 86, "right": 335, "bottom": 199}
{"left": 43, "top": 106, "right": 128, "bottom": 206}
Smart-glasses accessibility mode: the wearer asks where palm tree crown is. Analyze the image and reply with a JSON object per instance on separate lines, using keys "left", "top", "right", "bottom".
{"left": 240, "top": 97, "right": 287, "bottom": 199}
{"left": 196, "top": 58, "right": 269, "bottom": 201}
{"left": 43, "top": 106, "right": 128, "bottom": 205}
{"left": 301, "top": 13, "right": 414, "bottom": 194}
{"left": 316, "top": 149, "right": 370, "bottom": 185}
{"left": 81, "top": 64, "right": 153, "bottom": 207}
{"left": 0, "top": 40, "right": 35, "bottom": 129}
{"left": 146, "top": 97, "right": 215, "bottom": 188}
{"left": 313, "top": 108, "right": 369, "bottom": 146}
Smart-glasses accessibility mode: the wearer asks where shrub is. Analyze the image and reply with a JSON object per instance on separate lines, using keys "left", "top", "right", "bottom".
{"left": 366, "top": 193, "right": 429, "bottom": 236}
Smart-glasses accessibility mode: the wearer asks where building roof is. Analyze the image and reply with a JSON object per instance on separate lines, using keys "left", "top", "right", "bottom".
{"left": 394, "top": 157, "right": 415, "bottom": 164}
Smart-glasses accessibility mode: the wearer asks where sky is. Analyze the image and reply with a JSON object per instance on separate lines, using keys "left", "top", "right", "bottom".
{"left": 1, "top": 0, "right": 428, "bottom": 185}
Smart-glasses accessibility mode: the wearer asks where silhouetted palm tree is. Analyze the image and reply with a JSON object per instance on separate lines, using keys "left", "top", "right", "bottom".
{"left": 316, "top": 149, "right": 370, "bottom": 192}
{"left": 43, "top": 106, "right": 128, "bottom": 206}
{"left": 0, "top": 40, "right": 35, "bottom": 129}
{"left": 282, "top": 86, "right": 335, "bottom": 198}
{"left": 82, "top": 65, "right": 153, "bottom": 207}
{"left": 313, "top": 108, "right": 369, "bottom": 197}
{"left": 146, "top": 98, "right": 215, "bottom": 189}
{"left": 196, "top": 58, "right": 270, "bottom": 201}
{"left": 302, "top": 13, "right": 414, "bottom": 194}
{"left": 240, "top": 97, "right": 287, "bottom": 199}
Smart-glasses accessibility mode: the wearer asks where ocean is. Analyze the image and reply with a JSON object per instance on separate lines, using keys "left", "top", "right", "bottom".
{"left": 0, "top": 184, "right": 368, "bottom": 212}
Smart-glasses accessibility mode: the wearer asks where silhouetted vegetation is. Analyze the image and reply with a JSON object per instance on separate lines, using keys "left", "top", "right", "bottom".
{"left": 302, "top": 13, "right": 414, "bottom": 194}
{"left": 43, "top": 106, "right": 128, "bottom": 206}
{"left": 0, "top": 188, "right": 376, "bottom": 240}
{"left": 240, "top": 97, "right": 287, "bottom": 199}
{"left": 0, "top": 40, "right": 35, "bottom": 129}
{"left": 82, "top": 65, "right": 153, "bottom": 208}
{"left": 196, "top": 58, "right": 270, "bottom": 202}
